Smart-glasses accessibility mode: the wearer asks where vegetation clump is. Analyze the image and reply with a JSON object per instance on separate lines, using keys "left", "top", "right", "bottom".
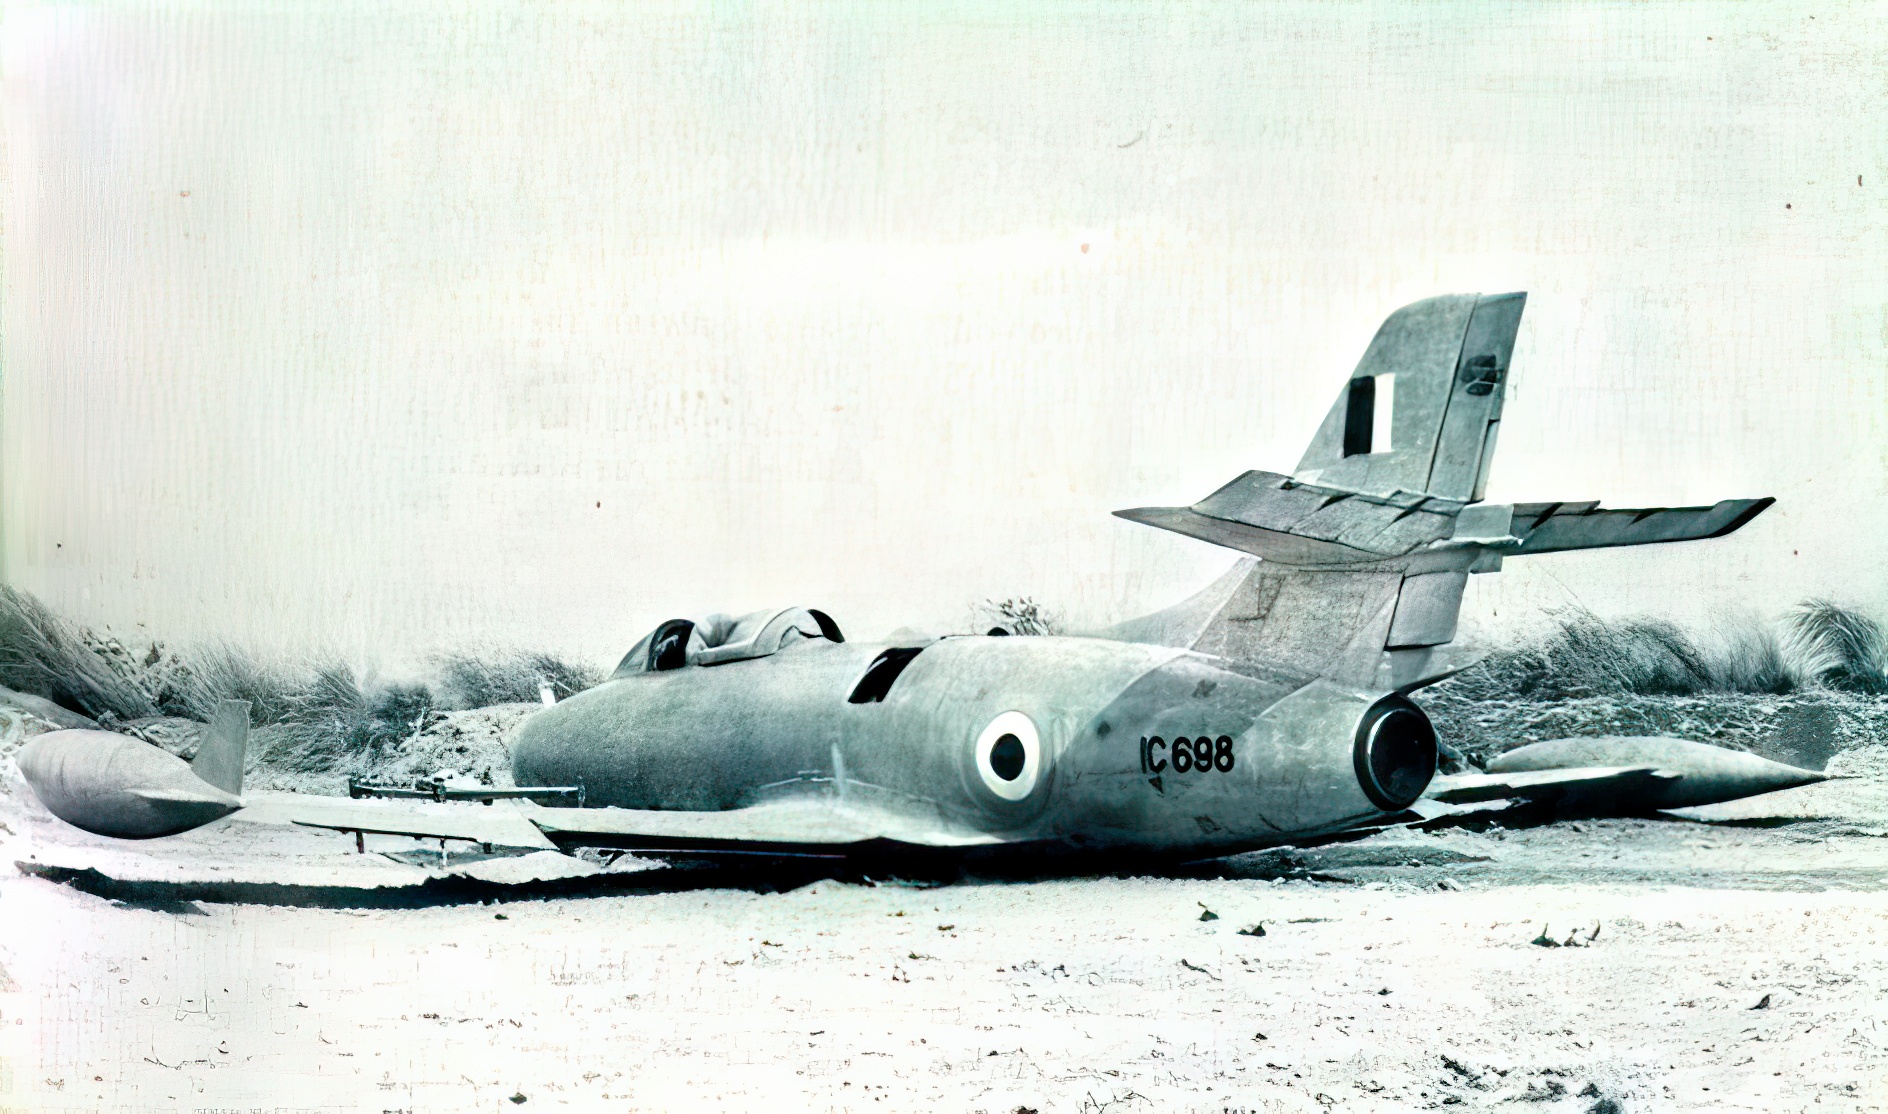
{"left": 1440, "top": 600, "right": 1886, "bottom": 702}
{"left": 435, "top": 650, "right": 602, "bottom": 709}
{"left": 1444, "top": 608, "right": 1793, "bottom": 701}
{"left": 0, "top": 587, "right": 597, "bottom": 773}
{"left": 1780, "top": 599, "right": 1887, "bottom": 695}
{"left": 0, "top": 587, "right": 157, "bottom": 721}
{"left": 976, "top": 597, "right": 1061, "bottom": 637}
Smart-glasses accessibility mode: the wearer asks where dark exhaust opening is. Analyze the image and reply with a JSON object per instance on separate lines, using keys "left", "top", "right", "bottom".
{"left": 1352, "top": 695, "right": 1437, "bottom": 811}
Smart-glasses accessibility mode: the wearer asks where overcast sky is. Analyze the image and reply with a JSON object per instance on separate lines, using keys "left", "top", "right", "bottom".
{"left": 4, "top": 2, "right": 1883, "bottom": 665}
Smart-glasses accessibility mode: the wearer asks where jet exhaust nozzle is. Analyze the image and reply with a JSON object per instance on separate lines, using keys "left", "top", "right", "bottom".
{"left": 1352, "top": 695, "right": 1437, "bottom": 812}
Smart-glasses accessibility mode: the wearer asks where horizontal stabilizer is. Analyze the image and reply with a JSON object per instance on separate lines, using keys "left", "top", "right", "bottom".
{"left": 1116, "top": 470, "right": 1466, "bottom": 566}
{"left": 1117, "top": 475, "right": 1774, "bottom": 568}
{"left": 1460, "top": 498, "right": 1775, "bottom": 555}
{"left": 1108, "top": 291, "right": 1776, "bottom": 690}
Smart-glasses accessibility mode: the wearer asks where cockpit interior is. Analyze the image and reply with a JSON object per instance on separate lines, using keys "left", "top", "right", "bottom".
{"left": 611, "top": 607, "right": 846, "bottom": 678}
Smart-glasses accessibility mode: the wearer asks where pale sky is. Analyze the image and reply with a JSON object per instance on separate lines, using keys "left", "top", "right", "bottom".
{"left": 4, "top": 2, "right": 1884, "bottom": 666}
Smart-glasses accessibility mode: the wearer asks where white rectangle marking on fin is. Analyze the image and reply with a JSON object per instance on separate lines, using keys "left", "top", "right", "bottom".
{"left": 1373, "top": 373, "right": 1395, "bottom": 453}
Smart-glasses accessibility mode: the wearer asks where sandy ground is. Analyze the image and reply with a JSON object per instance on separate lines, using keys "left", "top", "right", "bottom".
{"left": 0, "top": 745, "right": 1885, "bottom": 1112}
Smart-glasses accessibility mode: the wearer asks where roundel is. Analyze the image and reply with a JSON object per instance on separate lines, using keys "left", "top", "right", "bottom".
{"left": 974, "top": 711, "right": 1042, "bottom": 801}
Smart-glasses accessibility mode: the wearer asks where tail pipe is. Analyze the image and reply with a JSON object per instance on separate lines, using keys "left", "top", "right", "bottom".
{"left": 1352, "top": 694, "right": 1437, "bottom": 811}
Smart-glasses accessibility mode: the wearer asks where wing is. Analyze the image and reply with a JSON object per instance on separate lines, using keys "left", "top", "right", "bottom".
{"left": 128, "top": 786, "right": 243, "bottom": 806}
{"left": 518, "top": 800, "right": 1003, "bottom": 855}
{"left": 270, "top": 793, "right": 1001, "bottom": 858}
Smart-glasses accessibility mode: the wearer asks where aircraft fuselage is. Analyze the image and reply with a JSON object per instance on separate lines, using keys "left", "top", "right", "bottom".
{"left": 512, "top": 634, "right": 1425, "bottom": 856}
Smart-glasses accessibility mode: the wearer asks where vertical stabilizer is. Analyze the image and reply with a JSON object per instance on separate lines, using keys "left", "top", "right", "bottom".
{"left": 1110, "top": 292, "right": 1770, "bottom": 692}
{"left": 1293, "top": 292, "right": 1524, "bottom": 502}
{"left": 1110, "top": 292, "right": 1526, "bottom": 686}
{"left": 191, "top": 699, "right": 250, "bottom": 797}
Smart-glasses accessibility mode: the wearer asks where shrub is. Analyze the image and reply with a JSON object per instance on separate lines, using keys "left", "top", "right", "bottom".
{"left": 1781, "top": 599, "right": 1887, "bottom": 694}
{"left": 1446, "top": 607, "right": 1806, "bottom": 700}
{"left": 160, "top": 642, "right": 300, "bottom": 724}
{"left": 434, "top": 650, "right": 602, "bottom": 709}
{"left": 1705, "top": 620, "right": 1795, "bottom": 695}
{"left": 0, "top": 587, "right": 156, "bottom": 720}
{"left": 976, "top": 597, "right": 1061, "bottom": 637}
{"left": 1448, "top": 609, "right": 1707, "bottom": 700}
{"left": 250, "top": 665, "right": 441, "bottom": 774}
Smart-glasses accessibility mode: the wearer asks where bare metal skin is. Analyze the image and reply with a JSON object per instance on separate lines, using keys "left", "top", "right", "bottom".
{"left": 1483, "top": 737, "right": 1831, "bottom": 814}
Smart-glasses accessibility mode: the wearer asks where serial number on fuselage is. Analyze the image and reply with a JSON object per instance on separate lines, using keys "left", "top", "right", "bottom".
{"left": 1139, "top": 735, "right": 1235, "bottom": 774}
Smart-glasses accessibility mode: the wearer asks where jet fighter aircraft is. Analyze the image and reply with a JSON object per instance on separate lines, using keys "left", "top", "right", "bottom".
{"left": 17, "top": 293, "right": 1788, "bottom": 861}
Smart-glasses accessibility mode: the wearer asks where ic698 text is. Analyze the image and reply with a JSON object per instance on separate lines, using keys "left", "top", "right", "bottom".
{"left": 1140, "top": 735, "right": 1235, "bottom": 775}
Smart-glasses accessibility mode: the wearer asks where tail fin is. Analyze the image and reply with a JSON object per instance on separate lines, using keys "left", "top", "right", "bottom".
{"left": 191, "top": 699, "right": 250, "bottom": 797}
{"left": 1292, "top": 292, "right": 1524, "bottom": 502}
{"left": 1110, "top": 292, "right": 1772, "bottom": 689}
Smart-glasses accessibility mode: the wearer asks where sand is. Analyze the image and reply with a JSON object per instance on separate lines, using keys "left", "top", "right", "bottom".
{"left": 0, "top": 736, "right": 1884, "bottom": 1111}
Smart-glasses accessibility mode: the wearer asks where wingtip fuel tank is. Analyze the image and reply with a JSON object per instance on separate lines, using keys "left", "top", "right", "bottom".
{"left": 1484, "top": 736, "right": 1830, "bottom": 814}
{"left": 16, "top": 700, "right": 250, "bottom": 838}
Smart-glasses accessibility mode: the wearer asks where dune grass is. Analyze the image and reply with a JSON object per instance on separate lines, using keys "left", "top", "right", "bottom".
{"left": 1447, "top": 609, "right": 1762, "bottom": 701}
{"left": 976, "top": 596, "right": 1062, "bottom": 636}
{"left": 0, "top": 586, "right": 1879, "bottom": 778}
{"left": 1445, "top": 600, "right": 1888, "bottom": 701}
{"left": 0, "top": 587, "right": 600, "bottom": 770}
{"left": 0, "top": 587, "right": 157, "bottom": 721}
{"left": 434, "top": 650, "right": 603, "bottom": 708}
{"left": 1780, "top": 599, "right": 1888, "bottom": 695}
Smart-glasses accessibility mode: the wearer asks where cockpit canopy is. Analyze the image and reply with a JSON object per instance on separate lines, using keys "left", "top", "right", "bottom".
{"left": 612, "top": 607, "right": 844, "bottom": 678}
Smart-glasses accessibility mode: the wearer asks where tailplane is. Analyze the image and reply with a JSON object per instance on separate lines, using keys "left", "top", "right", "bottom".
{"left": 1111, "top": 293, "right": 1772, "bottom": 689}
